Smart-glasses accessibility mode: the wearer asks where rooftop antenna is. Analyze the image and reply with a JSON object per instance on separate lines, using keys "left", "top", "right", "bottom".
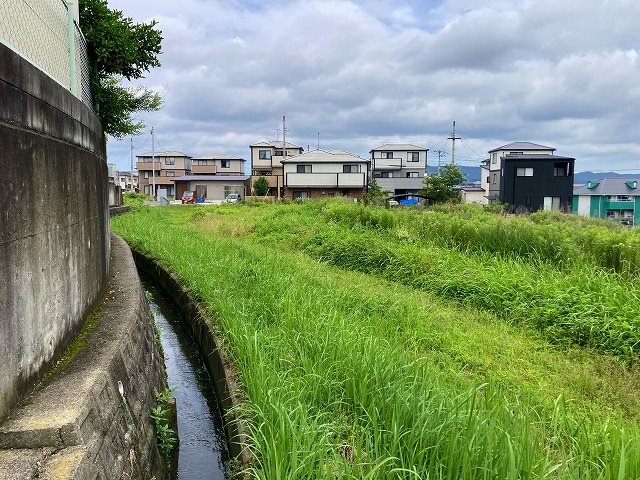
{"left": 448, "top": 121, "right": 461, "bottom": 166}
{"left": 317, "top": 132, "right": 320, "bottom": 150}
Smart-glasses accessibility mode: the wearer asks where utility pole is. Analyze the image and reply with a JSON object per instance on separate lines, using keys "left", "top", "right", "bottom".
{"left": 129, "top": 137, "right": 134, "bottom": 192}
{"left": 434, "top": 150, "right": 447, "bottom": 173}
{"left": 151, "top": 127, "right": 156, "bottom": 201}
{"left": 279, "top": 115, "right": 286, "bottom": 201}
{"left": 448, "top": 121, "right": 461, "bottom": 166}
{"left": 317, "top": 132, "right": 320, "bottom": 150}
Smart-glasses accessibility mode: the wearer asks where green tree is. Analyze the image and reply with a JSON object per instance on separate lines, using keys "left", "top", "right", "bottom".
{"left": 253, "top": 176, "right": 270, "bottom": 196}
{"left": 421, "top": 164, "right": 465, "bottom": 203}
{"left": 79, "top": 0, "right": 163, "bottom": 137}
{"left": 364, "top": 178, "right": 389, "bottom": 205}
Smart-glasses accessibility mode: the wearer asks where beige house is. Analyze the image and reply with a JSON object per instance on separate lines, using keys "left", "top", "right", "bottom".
{"left": 370, "top": 144, "right": 428, "bottom": 196}
{"left": 250, "top": 141, "right": 304, "bottom": 197}
{"left": 173, "top": 175, "right": 250, "bottom": 202}
{"left": 117, "top": 171, "right": 138, "bottom": 192}
{"left": 282, "top": 149, "right": 369, "bottom": 200}
{"left": 137, "top": 151, "right": 191, "bottom": 198}
{"left": 191, "top": 154, "right": 246, "bottom": 176}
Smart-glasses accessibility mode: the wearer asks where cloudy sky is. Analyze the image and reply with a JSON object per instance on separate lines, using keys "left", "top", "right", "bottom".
{"left": 105, "top": 0, "right": 640, "bottom": 173}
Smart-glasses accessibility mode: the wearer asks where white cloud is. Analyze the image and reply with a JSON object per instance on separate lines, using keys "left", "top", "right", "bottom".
{"left": 105, "top": 0, "right": 640, "bottom": 173}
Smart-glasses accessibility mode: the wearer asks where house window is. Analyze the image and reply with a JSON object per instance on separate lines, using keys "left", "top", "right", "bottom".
{"left": 293, "top": 191, "right": 309, "bottom": 200}
{"left": 144, "top": 171, "right": 149, "bottom": 179}
{"left": 543, "top": 196, "right": 561, "bottom": 211}
{"left": 553, "top": 163, "right": 568, "bottom": 176}
{"left": 297, "top": 164, "right": 312, "bottom": 173}
{"left": 165, "top": 157, "right": 175, "bottom": 165}
{"left": 274, "top": 149, "right": 284, "bottom": 156}
{"left": 166, "top": 171, "right": 175, "bottom": 177}
{"left": 516, "top": 167, "right": 534, "bottom": 176}
{"left": 221, "top": 160, "right": 230, "bottom": 168}
{"left": 509, "top": 151, "right": 523, "bottom": 155}
{"left": 382, "top": 152, "right": 393, "bottom": 159}
{"left": 491, "top": 153, "right": 497, "bottom": 164}
{"left": 259, "top": 150, "right": 271, "bottom": 160}
{"left": 492, "top": 173, "right": 497, "bottom": 184}
{"left": 343, "top": 164, "right": 360, "bottom": 173}
{"left": 609, "top": 195, "right": 632, "bottom": 201}
{"left": 406, "top": 172, "right": 420, "bottom": 178}
{"left": 374, "top": 172, "right": 391, "bottom": 178}
{"left": 409, "top": 152, "right": 419, "bottom": 162}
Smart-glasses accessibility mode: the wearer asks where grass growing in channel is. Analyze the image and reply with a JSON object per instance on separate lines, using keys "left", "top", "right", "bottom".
{"left": 113, "top": 206, "right": 640, "bottom": 479}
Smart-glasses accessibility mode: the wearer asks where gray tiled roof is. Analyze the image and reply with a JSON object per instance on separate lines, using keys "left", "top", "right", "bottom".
{"left": 137, "top": 151, "right": 190, "bottom": 157}
{"left": 573, "top": 177, "right": 640, "bottom": 195}
{"left": 370, "top": 144, "right": 427, "bottom": 152}
{"left": 504, "top": 154, "right": 574, "bottom": 160}
{"left": 192, "top": 154, "right": 246, "bottom": 161}
{"left": 250, "top": 141, "right": 303, "bottom": 149}
{"left": 281, "top": 149, "right": 368, "bottom": 163}
{"left": 488, "top": 142, "right": 554, "bottom": 153}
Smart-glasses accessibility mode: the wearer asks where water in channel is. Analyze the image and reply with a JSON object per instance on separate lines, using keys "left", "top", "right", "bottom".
{"left": 143, "top": 279, "right": 229, "bottom": 480}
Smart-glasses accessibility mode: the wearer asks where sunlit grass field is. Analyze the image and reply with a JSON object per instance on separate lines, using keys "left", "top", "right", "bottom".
{"left": 112, "top": 201, "right": 640, "bottom": 479}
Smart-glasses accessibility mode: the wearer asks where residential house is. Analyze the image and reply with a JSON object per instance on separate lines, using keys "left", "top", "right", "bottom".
{"left": 370, "top": 144, "right": 428, "bottom": 196}
{"left": 191, "top": 154, "right": 246, "bottom": 176}
{"left": 281, "top": 149, "right": 369, "bottom": 200}
{"left": 250, "top": 141, "right": 304, "bottom": 197}
{"left": 136, "top": 151, "right": 191, "bottom": 199}
{"left": 457, "top": 185, "right": 487, "bottom": 205}
{"left": 573, "top": 178, "right": 640, "bottom": 226}
{"left": 173, "top": 175, "right": 251, "bottom": 202}
{"left": 117, "top": 171, "right": 138, "bottom": 192}
{"left": 485, "top": 142, "right": 574, "bottom": 211}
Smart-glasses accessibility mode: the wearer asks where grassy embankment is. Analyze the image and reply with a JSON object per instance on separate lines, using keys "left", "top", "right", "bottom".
{"left": 112, "top": 202, "right": 640, "bottom": 479}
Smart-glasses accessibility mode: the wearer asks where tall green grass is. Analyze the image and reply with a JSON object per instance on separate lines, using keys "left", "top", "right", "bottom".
{"left": 113, "top": 207, "right": 640, "bottom": 479}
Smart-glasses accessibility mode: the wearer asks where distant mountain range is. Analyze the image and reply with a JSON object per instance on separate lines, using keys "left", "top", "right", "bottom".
{"left": 426, "top": 166, "right": 639, "bottom": 185}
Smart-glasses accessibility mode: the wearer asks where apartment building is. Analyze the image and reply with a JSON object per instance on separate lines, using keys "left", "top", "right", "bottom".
{"left": 250, "top": 141, "right": 304, "bottom": 197}
{"left": 573, "top": 179, "right": 640, "bottom": 227}
{"left": 370, "top": 144, "right": 428, "bottom": 196}
{"left": 282, "top": 149, "right": 369, "bottom": 200}
{"left": 117, "top": 171, "right": 138, "bottom": 192}
{"left": 136, "top": 151, "right": 191, "bottom": 198}
{"left": 485, "top": 142, "right": 574, "bottom": 211}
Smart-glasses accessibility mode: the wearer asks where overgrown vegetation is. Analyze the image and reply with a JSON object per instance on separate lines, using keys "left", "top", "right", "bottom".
{"left": 253, "top": 176, "right": 270, "bottom": 196}
{"left": 112, "top": 202, "right": 640, "bottom": 479}
{"left": 151, "top": 387, "right": 177, "bottom": 462}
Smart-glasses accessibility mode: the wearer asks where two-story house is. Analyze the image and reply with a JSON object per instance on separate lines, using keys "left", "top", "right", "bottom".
{"left": 117, "top": 171, "right": 138, "bottom": 192}
{"left": 486, "top": 142, "right": 574, "bottom": 211}
{"left": 370, "top": 144, "right": 428, "bottom": 196}
{"left": 573, "top": 179, "right": 640, "bottom": 226}
{"left": 137, "top": 151, "right": 191, "bottom": 198}
{"left": 191, "top": 154, "right": 246, "bottom": 176}
{"left": 250, "top": 141, "right": 304, "bottom": 197}
{"left": 282, "top": 149, "right": 369, "bottom": 200}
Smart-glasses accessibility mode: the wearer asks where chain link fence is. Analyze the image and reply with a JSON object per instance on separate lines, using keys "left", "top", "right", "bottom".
{"left": 0, "top": 0, "right": 92, "bottom": 108}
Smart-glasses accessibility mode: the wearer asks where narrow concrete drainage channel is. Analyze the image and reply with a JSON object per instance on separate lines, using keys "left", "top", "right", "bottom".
{"left": 143, "top": 278, "right": 230, "bottom": 479}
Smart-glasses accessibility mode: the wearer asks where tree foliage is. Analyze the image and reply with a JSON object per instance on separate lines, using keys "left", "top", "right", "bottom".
{"left": 79, "top": 0, "right": 162, "bottom": 137}
{"left": 421, "top": 164, "right": 466, "bottom": 203}
{"left": 253, "top": 176, "right": 270, "bottom": 196}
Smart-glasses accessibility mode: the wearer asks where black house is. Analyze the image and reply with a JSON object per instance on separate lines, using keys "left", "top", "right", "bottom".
{"left": 486, "top": 142, "right": 575, "bottom": 212}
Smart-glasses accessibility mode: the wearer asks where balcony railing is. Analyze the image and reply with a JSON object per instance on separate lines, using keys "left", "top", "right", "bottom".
{"left": 285, "top": 172, "right": 366, "bottom": 188}
{"left": 192, "top": 165, "right": 217, "bottom": 175}
{"left": 136, "top": 160, "right": 161, "bottom": 170}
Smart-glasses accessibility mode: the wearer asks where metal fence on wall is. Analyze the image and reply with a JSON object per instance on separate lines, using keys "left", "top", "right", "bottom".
{"left": 0, "top": 0, "right": 92, "bottom": 108}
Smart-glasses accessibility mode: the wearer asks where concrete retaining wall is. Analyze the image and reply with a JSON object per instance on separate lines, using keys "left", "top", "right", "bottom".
{"left": 0, "top": 42, "right": 109, "bottom": 420}
{"left": 0, "top": 235, "right": 167, "bottom": 479}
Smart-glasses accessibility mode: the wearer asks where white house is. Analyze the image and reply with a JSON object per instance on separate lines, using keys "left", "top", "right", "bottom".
{"left": 282, "top": 149, "right": 369, "bottom": 200}
{"left": 370, "top": 144, "right": 428, "bottom": 196}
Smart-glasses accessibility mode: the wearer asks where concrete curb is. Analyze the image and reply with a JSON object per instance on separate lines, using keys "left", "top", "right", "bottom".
{"left": 131, "top": 248, "right": 253, "bottom": 472}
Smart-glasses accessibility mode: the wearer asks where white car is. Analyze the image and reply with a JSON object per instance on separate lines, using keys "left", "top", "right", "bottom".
{"left": 225, "top": 193, "right": 241, "bottom": 203}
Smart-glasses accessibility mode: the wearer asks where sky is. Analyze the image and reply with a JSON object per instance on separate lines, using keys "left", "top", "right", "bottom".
{"left": 105, "top": 0, "right": 640, "bottom": 174}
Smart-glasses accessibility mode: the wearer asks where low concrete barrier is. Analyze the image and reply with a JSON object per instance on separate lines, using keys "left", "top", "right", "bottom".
{"left": 0, "top": 235, "right": 167, "bottom": 479}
